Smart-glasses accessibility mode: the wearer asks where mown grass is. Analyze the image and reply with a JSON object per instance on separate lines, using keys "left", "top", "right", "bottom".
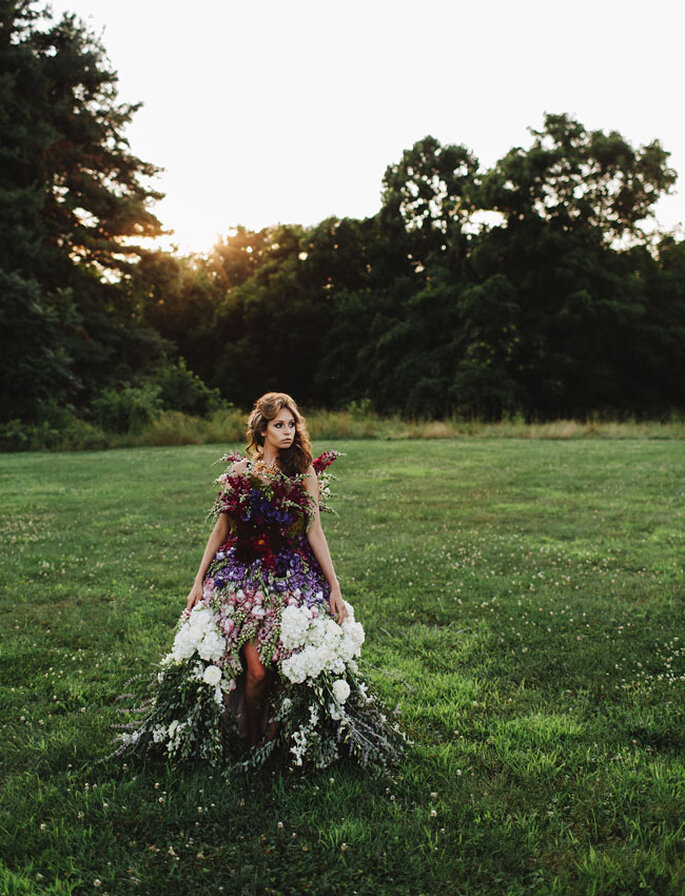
{"left": 1, "top": 440, "right": 683, "bottom": 895}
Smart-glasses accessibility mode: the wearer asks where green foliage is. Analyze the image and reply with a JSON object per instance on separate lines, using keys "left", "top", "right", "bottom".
{"left": 91, "top": 383, "right": 162, "bottom": 434}
{"left": 0, "top": 0, "right": 166, "bottom": 420}
{"left": 145, "top": 358, "right": 226, "bottom": 416}
{"left": 131, "top": 115, "right": 682, "bottom": 422}
{"left": 2, "top": 8, "right": 684, "bottom": 429}
{"left": 480, "top": 112, "right": 676, "bottom": 240}
{"left": 0, "top": 402, "right": 106, "bottom": 451}
{"left": 0, "top": 274, "right": 80, "bottom": 422}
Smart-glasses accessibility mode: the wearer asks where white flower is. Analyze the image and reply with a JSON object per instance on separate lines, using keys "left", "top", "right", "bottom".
{"left": 171, "top": 629, "right": 195, "bottom": 661}
{"left": 171, "top": 606, "right": 225, "bottom": 663}
{"left": 332, "top": 679, "right": 350, "bottom": 703}
{"left": 202, "top": 665, "right": 222, "bottom": 686}
{"left": 280, "top": 600, "right": 365, "bottom": 683}
{"left": 197, "top": 630, "right": 226, "bottom": 662}
{"left": 324, "top": 618, "right": 341, "bottom": 639}
{"left": 281, "top": 604, "right": 312, "bottom": 650}
{"left": 342, "top": 619, "right": 365, "bottom": 648}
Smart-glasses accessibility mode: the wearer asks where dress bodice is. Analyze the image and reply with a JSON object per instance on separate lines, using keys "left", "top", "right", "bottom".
{"left": 212, "top": 450, "right": 340, "bottom": 568}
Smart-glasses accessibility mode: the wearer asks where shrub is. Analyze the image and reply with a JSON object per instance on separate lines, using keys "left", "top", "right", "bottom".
{"left": 146, "top": 358, "right": 226, "bottom": 417}
{"left": 92, "top": 384, "right": 162, "bottom": 434}
{"left": 0, "top": 404, "right": 107, "bottom": 451}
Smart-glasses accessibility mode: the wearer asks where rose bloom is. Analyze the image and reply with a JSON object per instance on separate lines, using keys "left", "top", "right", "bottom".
{"left": 203, "top": 665, "right": 222, "bottom": 686}
{"left": 332, "top": 679, "right": 351, "bottom": 703}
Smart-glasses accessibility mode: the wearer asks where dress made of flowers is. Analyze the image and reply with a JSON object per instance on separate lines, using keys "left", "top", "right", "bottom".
{"left": 204, "top": 452, "right": 336, "bottom": 681}
{"left": 113, "top": 451, "right": 402, "bottom": 772}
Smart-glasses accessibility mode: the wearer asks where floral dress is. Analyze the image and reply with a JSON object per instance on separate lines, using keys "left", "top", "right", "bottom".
{"left": 203, "top": 451, "right": 337, "bottom": 682}
{"left": 113, "top": 451, "right": 402, "bottom": 772}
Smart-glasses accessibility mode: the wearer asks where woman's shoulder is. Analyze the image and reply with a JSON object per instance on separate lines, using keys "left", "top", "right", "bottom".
{"left": 214, "top": 453, "right": 251, "bottom": 491}
{"left": 310, "top": 450, "right": 343, "bottom": 514}
{"left": 218, "top": 451, "right": 250, "bottom": 471}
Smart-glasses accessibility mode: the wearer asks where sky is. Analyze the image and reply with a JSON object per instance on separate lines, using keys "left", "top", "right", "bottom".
{"left": 48, "top": 0, "right": 685, "bottom": 254}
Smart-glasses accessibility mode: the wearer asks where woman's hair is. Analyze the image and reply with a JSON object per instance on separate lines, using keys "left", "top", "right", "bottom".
{"left": 246, "top": 392, "right": 313, "bottom": 475}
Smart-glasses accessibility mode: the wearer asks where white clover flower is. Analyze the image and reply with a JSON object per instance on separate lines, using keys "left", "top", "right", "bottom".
{"left": 332, "top": 679, "right": 350, "bottom": 703}
{"left": 202, "top": 665, "right": 222, "bottom": 686}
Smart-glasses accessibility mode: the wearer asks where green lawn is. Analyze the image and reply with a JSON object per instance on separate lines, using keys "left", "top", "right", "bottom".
{"left": 1, "top": 440, "right": 683, "bottom": 896}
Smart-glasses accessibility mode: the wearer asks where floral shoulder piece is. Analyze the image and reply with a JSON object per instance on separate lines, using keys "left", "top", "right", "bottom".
{"left": 211, "top": 449, "right": 343, "bottom": 527}
{"left": 212, "top": 455, "right": 313, "bottom": 534}
{"left": 312, "top": 449, "right": 343, "bottom": 516}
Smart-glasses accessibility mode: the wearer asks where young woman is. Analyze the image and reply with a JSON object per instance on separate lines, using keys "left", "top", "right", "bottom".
{"left": 185, "top": 391, "right": 347, "bottom": 747}
{"left": 114, "top": 392, "right": 399, "bottom": 771}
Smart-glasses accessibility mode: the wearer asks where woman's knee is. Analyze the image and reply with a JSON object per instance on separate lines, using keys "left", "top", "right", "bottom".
{"left": 247, "top": 663, "right": 267, "bottom": 686}
{"left": 243, "top": 644, "right": 267, "bottom": 684}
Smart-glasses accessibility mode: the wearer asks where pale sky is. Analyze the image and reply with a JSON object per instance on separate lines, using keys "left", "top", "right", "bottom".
{"left": 48, "top": 0, "right": 685, "bottom": 254}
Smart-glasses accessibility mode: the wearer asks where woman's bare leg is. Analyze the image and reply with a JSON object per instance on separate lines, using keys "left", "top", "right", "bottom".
{"left": 243, "top": 640, "right": 269, "bottom": 747}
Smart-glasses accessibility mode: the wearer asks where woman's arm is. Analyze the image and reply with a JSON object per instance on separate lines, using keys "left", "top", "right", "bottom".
{"left": 185, "top": 513, "right": 229, "bottom": 611}
{"left": 303, "top": 465, "right": 348, "bottom": 624}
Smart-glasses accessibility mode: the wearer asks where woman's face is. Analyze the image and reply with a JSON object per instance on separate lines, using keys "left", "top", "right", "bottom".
{"left": 262, "top": 407, "right": 296, "bottom": 454}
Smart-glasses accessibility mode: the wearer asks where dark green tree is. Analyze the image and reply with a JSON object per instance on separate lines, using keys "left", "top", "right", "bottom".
{"left": 381, "top": 135, "right": 479, "bottom": 269}
{"left": 480, "top": 113, "right": 676, "bottom": 240}
{"left": 0, "top": 0, "right": 165, "bottom": 421}
{"left": 474, "top": 114, "right": 680, "bottom": 416}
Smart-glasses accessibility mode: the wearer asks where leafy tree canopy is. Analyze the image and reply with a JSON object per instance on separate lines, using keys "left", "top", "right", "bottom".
{"left": 0, "top": 0, "right": 166, "bottom": 421}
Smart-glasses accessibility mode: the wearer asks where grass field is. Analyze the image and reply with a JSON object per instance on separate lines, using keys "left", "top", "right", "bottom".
{"left": 1, "top": 440, "right": 683, "bottom": 896}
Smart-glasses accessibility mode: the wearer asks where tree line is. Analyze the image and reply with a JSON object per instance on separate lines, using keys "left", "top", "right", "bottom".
{"left": 2, "top": 0, "right": 684, "bottom": 433}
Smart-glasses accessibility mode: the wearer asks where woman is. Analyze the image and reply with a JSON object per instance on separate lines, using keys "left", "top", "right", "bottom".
{"left": 114, "top": 392, "right": 400, "bottom": 771}
{"left": 185, "top": 391, "right": 347, "bottom": 747}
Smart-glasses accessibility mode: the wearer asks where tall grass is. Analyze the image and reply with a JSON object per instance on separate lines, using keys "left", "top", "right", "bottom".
{"left": 3, "top": 407, "right": 684, "bottom": 452}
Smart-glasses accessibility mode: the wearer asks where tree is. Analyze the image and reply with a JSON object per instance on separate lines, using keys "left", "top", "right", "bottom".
{"left": 0, "top": 0, "right": 165, "bottom": 421}
{"left": 472, "top": 114, "right": 681, "bottom": 416}
{"left": 480, "top": 113, "right": 676, "bottom": 242}
{"left": 381, "top": 135, "right": 479, "bottom": 269}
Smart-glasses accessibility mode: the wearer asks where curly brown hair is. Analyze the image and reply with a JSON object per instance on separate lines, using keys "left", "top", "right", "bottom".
{"left": 245, "top": 392, "right": 313, "bottom": 476}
